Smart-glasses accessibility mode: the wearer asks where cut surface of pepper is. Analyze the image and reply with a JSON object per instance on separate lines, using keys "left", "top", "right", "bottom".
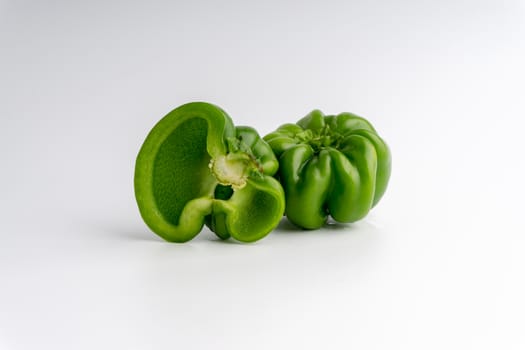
{"left": 134, "top": 102, "right": 285, "bottom": 242}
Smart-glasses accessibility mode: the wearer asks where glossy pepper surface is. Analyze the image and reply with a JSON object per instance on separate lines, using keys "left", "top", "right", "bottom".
{"left": 263, "top": 110, "right": 391, "bottom": 229}
{"left": 134, "top": 102, "right": 285, "bottom": 242}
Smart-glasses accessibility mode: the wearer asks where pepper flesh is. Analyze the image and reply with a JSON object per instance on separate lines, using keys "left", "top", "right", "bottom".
{"left": 134, "top": 102, "right": 285, "bottom": 242}
{"left": 263, "top": 110, "right": 391, "bottom": 229}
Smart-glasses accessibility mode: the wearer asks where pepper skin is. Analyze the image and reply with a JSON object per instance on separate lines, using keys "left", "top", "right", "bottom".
{"left": 134, "top": 102, "right": 285, "bottom": 242}
{"left": 263, "top": 110, "right": 391, "bottom": 229}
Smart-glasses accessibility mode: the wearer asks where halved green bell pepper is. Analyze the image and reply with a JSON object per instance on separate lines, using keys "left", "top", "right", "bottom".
{"left": 134, "top": 102, "right": 285, "bottom": 242}
{"left": 263, "top": 110, "right": 391, "bottom": 229}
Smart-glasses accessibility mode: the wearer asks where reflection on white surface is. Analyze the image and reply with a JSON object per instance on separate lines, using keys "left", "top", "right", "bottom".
{"left": 1, "top": 0, "right": 524, "bottom": 349}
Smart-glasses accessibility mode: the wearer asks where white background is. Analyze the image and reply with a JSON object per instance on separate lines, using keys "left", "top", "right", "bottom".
{"left": 1, "top": 1, "right": 525, "bottom": 349}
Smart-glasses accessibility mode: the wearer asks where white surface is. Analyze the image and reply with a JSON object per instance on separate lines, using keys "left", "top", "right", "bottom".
{"left": 1, "top": 1, "right": 525, "bottom": 349}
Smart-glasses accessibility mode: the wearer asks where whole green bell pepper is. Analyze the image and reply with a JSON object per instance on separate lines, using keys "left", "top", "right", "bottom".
{"left": 263, "top": 110, "right": 391, "bottom": 229}
{"left": 134, "top": 102, "right": 285, "bottom": 242}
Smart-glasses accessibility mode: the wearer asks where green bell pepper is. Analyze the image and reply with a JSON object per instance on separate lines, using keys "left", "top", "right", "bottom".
{"left": 263, "top": 110, "right": 391, "bottom": 229}
{"left": 134, "top": 102, "right": 285, "bottom": 242}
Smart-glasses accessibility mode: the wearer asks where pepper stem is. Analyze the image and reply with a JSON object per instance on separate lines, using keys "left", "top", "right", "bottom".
{"left": 296, "top": 125, "right": 343, "bottom": 153}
